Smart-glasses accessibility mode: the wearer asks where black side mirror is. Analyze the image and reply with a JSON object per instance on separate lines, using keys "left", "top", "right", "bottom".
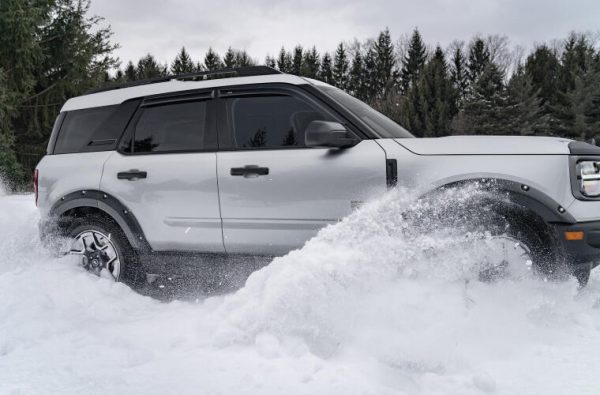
{"left": 305, "top": 121, "right": 360, "bottom": 148}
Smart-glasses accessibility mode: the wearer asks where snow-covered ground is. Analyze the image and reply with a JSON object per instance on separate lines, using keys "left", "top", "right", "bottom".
{"left": 2, "top": 187, "right": 600, "bottom": 395}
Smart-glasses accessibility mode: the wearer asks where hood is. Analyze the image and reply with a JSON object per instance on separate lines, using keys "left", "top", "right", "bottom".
{"left": 395, "top": 135, "right": 573, "bottom": 155}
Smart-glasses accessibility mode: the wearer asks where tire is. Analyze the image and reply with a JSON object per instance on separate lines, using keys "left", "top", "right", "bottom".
{"left": 64, "top": 214, "right": 143, "bottom": 287}
{"left": 408, "top": 186, "right": 567, "bottom": 282}
{"left": 572, "top": 265, "right": 591, "bottom": 287}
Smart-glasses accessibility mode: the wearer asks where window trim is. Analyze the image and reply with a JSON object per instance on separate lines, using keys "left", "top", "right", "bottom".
{"left": 215, "top": 84, "right": 363, "bottom": 152}
{"left": 117, "top": 91, "right": 218, "bottom": 156}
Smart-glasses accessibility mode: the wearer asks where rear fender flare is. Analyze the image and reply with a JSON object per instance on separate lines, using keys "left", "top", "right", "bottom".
{"left": 48, "top": 190, "right": 151, "bottom": 252}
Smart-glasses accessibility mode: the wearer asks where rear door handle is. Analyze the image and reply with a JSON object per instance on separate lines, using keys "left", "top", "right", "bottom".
{"left": 117, "top": 170, "right": 147, "bottom": 181}
{"left": 230, "top": 165, "right": 269, "bottom": 177}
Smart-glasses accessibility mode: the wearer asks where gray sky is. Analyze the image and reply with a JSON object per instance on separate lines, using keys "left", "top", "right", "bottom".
{"left": 89, "top": 0, "right": 600, "bottom": 68}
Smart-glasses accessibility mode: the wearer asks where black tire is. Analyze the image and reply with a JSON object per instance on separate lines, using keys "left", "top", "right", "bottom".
{"left": 572, "top": 265, "right": 591, "bottom": 287}
{"left": 64, "top": 214, "right": 143, "bottom": 287}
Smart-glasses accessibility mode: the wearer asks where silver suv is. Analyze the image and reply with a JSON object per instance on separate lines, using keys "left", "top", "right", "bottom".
{"left": 36, "top": 66, "right": 600, "bottom": 286}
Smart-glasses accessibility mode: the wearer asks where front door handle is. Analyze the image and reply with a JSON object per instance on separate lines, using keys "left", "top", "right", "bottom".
{"left": 117, "top": 170, "right": 147, "bottom": 181}
{"left": 230, "top": 165, "right": 269, "bottom": 177}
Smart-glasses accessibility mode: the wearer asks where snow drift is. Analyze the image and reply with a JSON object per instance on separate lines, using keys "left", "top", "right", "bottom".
{"left": 1, "top": 185, "right": 600, "bottom": 395}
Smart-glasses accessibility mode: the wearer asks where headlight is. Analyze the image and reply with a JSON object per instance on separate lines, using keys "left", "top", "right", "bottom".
{"left": 577, "top": 161, "right": 600, "bottom": 197}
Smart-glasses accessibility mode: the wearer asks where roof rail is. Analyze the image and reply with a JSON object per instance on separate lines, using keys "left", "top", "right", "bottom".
{"left": 86, "top": 66, "right": 282, "bottom": 95}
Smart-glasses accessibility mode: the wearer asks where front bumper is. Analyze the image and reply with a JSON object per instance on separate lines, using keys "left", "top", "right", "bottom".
{"left": 555, "top": 221, "right": 600, "bottom": 268}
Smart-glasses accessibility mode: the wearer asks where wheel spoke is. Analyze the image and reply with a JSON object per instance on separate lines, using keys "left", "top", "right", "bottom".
{"left": 91, "top": 232, "right": 104, "bottom": 251}
{"left": 69, "top": 248, "right": 85, "bottom": 255}
{"left": 70, "top": 230, "right": 121, "bottom": 281}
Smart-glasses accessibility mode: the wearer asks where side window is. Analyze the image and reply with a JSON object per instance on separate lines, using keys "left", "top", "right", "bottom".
{"left": 133, "top": 101, "right": 213, "bottom": 153}
{"left": 225, "top": 94, "right": 335, "bottom": 149}
{"left": 54, "top": 105, "right": 117, "bottom": 154}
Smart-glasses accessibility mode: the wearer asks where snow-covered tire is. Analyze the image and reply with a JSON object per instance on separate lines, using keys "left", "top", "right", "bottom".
{"left": 64, "top": 214, "right": 143, "bottom": 287}
{"left": 409, "top": 187, "right": 567, "bottom": 282}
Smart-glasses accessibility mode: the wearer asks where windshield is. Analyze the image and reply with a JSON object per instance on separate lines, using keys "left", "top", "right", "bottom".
{"left": 317, "top": 86, "right": 414, "bottom": 139}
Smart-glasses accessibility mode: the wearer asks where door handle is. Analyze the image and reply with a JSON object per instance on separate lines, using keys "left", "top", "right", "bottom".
{"left": 117, "top": 170, "right": 147, "bottom": 180}
{"left": 230, "top": 165, "right": 269, "bottom": 177}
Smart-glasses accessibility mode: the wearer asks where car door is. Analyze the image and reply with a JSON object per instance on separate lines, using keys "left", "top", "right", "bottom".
{"left": 215, "top": 85, "right": 387, "bottom": 255}
{"left": 100, "top": 91, "right": 225, "bottom": 252}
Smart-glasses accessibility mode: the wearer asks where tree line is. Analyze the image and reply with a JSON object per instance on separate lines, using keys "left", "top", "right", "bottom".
{"left": 1, "top": 0, "right": 599, "bottom": 189}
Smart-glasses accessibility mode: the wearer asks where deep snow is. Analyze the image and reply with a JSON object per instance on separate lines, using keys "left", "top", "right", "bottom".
{"left": 1, "top": 188, "right": 600, "bottom": 394}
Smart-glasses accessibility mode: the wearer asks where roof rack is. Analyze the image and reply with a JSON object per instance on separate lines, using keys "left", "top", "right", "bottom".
{"left": 86, "top": 66, "right": 282, "bottom": 95}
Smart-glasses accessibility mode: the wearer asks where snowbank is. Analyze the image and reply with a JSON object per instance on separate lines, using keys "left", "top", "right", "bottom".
{"left": 1, "top": 190, "right": 600, "bottom": 394}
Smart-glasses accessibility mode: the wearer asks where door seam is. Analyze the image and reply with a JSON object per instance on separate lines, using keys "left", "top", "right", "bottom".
{"left": 214, "top": 152, "right": 228, "bottom": 253}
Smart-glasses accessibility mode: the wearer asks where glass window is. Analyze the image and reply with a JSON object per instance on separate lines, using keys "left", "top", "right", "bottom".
{"left": 225, "top": 95, "right": 335, "bottom": 149}
{"left": 133, "top": 101, "right": 208, "bottom": 153}
{"left": 317, "top": 86, "right": 414, "bottom": 139}
{"left": 54, "top": 105, "right": 117, "bottom": 154}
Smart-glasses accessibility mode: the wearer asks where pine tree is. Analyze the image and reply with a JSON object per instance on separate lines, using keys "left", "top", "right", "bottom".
{"left": 524, "top": 45, "right": 561, "bottom": 133}
{"left": 558, "top": 38, "right": 600, "bottom": 140}
{"left": 450, "top": 45, "right": 469, "bottom": 106}
{"left": 319, "top": 52, "right": 333, "bottom": 84}
{"left": 223, "top": 47, "right": 236, "bottom": 68}
{"left": 467, "top": 38, "right": 490, "bottom": 85}
{"left": 302, "top": 46, "right": 320, "bottom": 78}
{"left": 292, "top": 45, "right": 304, "bottom": 75}
{"left": 171, "top": 47, "right": 195, "bottom": 74}
{"left": 460, "top": 63, "right": 509, "bottom": 135}
{"left": 0, "top": 0, "right": 117, "bottom": 186}
{"left": 400, "top": 28, "right": 427, "bottom": 93}
{"left": 265, "top": 55, "right": 276, "bottom": 68}
{"left": 374, "top": 28, "right": 398, "bottom": 98}
{"left": 333, "top": 42, "right": 350, "bottom": 89}
{"left": 348, "top": 50, "right": 366, "bottom": 99}
{"left": 525, "top": 45, "right": 560, "bottom": 106}
{"left": 276, "top": 47, "right": 293, "bottom": 73}
{"left": 137, "top": 54, "right": 167, "bottom": 79}
{"left": 505, "top": 65, "right": 545, "bottom": 135}
{"left": 416, "top": 46, "right": 458, "bottom": 136}
{"left": 124, "top": 61, "right": 137, "bottom": 81}
{"left": 363, "top": 43, "right": 378, "bottom": 101}
{"left": 204, "top": 47, "right": 223, "bottom": 70}
{"left": 234, "top": 50, "right": 254, "bottom": 67}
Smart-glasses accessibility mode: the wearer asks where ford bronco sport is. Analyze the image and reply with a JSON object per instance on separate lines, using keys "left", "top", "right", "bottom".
{"left": 36, "top": 66, "right": 600, "bottom": 286}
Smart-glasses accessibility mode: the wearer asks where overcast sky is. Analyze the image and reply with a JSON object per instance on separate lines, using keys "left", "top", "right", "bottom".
{"left": 89, "top": 0, "right": 600, "bottom": 67}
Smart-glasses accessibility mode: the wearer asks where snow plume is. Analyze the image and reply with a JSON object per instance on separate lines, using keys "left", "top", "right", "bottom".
{"left": 210, "top": 184, "right": 534, "bottom": 352}
{"left": 1, "top": 188, "right": 600, "bottom": 394}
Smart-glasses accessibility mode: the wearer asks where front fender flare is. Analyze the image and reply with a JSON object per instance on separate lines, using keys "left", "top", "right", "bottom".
{"left": 424, "top": 178, "right": 576, "bottom": 224}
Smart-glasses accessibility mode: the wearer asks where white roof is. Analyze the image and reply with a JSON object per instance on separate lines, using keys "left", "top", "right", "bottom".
{"left": 62, "top": 74, "right": 315, "bottom": 111}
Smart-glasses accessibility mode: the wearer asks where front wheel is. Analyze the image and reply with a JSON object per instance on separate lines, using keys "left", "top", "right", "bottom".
{"left": 64, "top": 215, "right": 141, "bottom": 286}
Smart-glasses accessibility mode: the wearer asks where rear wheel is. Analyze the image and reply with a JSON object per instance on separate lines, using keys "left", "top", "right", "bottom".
{"left": 64, "top": 215, "right": 142, "bottom": 286}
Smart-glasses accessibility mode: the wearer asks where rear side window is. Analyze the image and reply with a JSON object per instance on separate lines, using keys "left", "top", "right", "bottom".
{"left": 54, "top": 105, "right": 117, "bottom": 154}
{"left": 133, "top": 101, "right": 211, "bottom": 153}
{"left": 225, "top": 95, "right": 335, "bottom": 149}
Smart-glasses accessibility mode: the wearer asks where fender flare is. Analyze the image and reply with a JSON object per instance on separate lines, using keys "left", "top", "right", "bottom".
{"left": 424, "top": 178, "right": 576, "bottom": 224}
{"left": 48, "top": 190, "right": 151, "bottom": 252}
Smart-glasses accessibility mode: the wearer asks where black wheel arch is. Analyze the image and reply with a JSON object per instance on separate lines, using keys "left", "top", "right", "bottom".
{"left": 46, "top": 190, "right": 151, "bottom": 253}
{"left": 423, "top": 178, "right": 576, "bottom": 225}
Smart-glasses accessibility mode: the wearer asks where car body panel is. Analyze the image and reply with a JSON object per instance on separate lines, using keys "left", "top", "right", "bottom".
{"left": 99, "top": 151, "right": 224, "bottom": 252}
{"left": 395, "top": 135, "right": 573, "bottom": 155}
{"left": 377, "top": 139, "right": 583, "bottom": 219}
{"left": 36, "top": 151, "right": 114, "bottom": 218}
{"left": 216, "top": 140, "right": 387, "bottom": 254}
